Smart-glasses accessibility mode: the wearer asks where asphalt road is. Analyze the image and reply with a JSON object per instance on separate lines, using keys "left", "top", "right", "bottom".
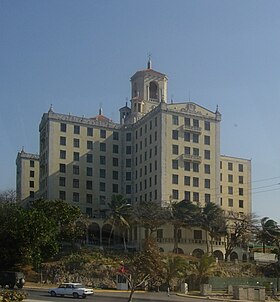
{"left": 25, "top": 289, "right": 225, "bottom": 302}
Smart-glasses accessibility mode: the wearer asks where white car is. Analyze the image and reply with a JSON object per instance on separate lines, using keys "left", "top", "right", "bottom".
{"left": 48, "top": 283, "right": 94, "bottom": 299}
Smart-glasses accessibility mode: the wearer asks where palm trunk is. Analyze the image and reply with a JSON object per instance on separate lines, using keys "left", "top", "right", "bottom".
{"left": 205, "top": 230, "right": 209, "bottom": 255}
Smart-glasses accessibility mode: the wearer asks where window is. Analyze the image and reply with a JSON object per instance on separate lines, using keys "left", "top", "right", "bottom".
{"left": 60, "top": 136, "right": 66, "bottom": 146}
{"left": 228, "top": 174, "right": 233, "bottom": 182}
{"left": 184, "top": 161, "right": 191, "bottom": 171}
{"left": 193, "top": 134, "right": 199, "bottom": 143}
{"left": 87, "top": 140, "right": 93, "bottom": 149}
{"left": 126, "top": 159, "right": 132, "bottom": 167}
{"left": 74, "top": 125, "right": 80, "bottom": 134}
{"left": 193, "top": 148, "right": 199, "bottom": 156}
{"left": 73, "top": 152, "right": 79, "bottom": 161}
{"left": 126, "top": 133, "right": 132, "bottom": 141}
{"left": 185, "top": 117, "right": 190, "bottom": 126}
{"left": 126, "top": 146, "right": 132, "bottom": 154}
{"left": 86, "top": 180, "right": 92, "bottom": 190}
{"left": 87, "top": 167, "right": 93, "bottom": 176}
{"left": 126, "top": 185, "right": 131, "bottom": 194}
{"left": 193, "top": 163, "right": 199, "bottom": 172}
{"left": 204, "top": 164, "right": 210, "bottom": 174}
{"left": 172, "top": 130, "right": 179, "bottom": 140}
{"left": 30, "top": 160, "right": 35, "bottom": 167}
{"left": 228, "top": 199, "right": 233, "bottom": 207}
{"left": 113, "top": 183, "right": 119, "bottom": 193}
{"left": 73, "top": 179, "right": 79, "bottom": 188}
{"left": 60, "top": 123, "right": 66, "bottom": 132}
{"left": 205, "top": 193, "right": 211, "bottom": 203}
{"left": 184, "top": 191, "right": 191, "bottom": 201}
{"left": 228, "top": 186, "right": 233, "bottom": 194}
{"left": 59, "top": 163, "right": 66, "bottom": 173}
{"left": 194, "top": 230, "right": 202, "bottom": 240}
{"left": 113, "top": 170, "right": 118, "bottom": 180}
{"left": 193, "top": 119, "right": 199, "bottom": 127}
{"left": 239, "top": 200, "right": 244, "bottom": 208}
{"left": 172, "top": 174, "right": 179, "bottom": 184}
{"left": 239, "top": 176, "right": 243, "bottom": 184}
{"left": 100, "top": 169, "right": 106, "bottom": 178}
{"left": 184, "top": 147, "right": 191, "bottom": 155}
{"left": 113, "top": 145, "right": 119, "bottom": 153}
{"left": 184, "top": 176, "right": 190, "bottom": 186}
{"left": 29, "top": 180, "right": 34, "bottom": 188}
{"left": 73, "top": 138, "right": 79, "bottom": 148}
{"left": 113, "top": 131, "right": 119, "bottom": 140}
{"left": 204, "top": 135, "right": 210, "bottom": 145}
{"left": 204, "top": 150, "right": 210, "bottom": 160}
{"left": 239, "top": 164, "right": 244, "bottom": 172}
{"left": 87, "top": 154, "right": 93, "bottom": 163}
{"left": 193, "top": 192, "right": 199, "bottom": 202}
{"left": 100, "top": 182, "right": 106, "bottom": 191}
{"left": 60, "top": 150, "right": 66, "bottom": 159}
{"left": 86, "top": 194, "right": 93, "bottom": 204}
{"left": 73, "top": 192, "right": 79, "bottom": 202}
{"left": 172, "top": 115, "right": 179, "bottom": 125}
{"left": 59, "top": 191, "right": 66, "bottom": 200}
{"left": 184, "top": 132, "right": 190, "bottom": 141}
{"left": 228, "top": 162, "right": 233, "bottom": 171}
{"left": 172, "top": 144, "right": 179, "bottom": 155}
{"left": 87, "top": 127, "right": 93, "bottom": 136}
{"left": 100, "top": 156, "right": 106, "bottom": 165}
{"left": 30, "top": 170, "right": 35, "bottom": 177}
{"left": 193, "top": 177, "right": 199, "bottom": 187}
{"left": 172, "top": 160, "right": 178, "bottom": 169}
{"left": 73, "top": 165, "right": 79, "bottom": 175}
{"left": 100, "top": 142, "right": 106, "bottom": 151}
{"left": 126, "top": 172, "right": 131, "bottom": 181}
{"left": 86, "top": 208, "right": 92, "bottom": 218}
{"left": 113, "top": 157, "right": 119, "bottom": 166}
{"left": 172, "top": 189, "right": 179, "bottom": 200}
{"left": 239, "top": 188, "right": 244, "bottom": 196}
{"left": 204, "top": 121, "right": 210, "bottom": 131}
{"left": 100, "top": 129, "right": 106, "bottom": 138}
{"left": 205, "top": 179, "right": 210, "bottom": 189}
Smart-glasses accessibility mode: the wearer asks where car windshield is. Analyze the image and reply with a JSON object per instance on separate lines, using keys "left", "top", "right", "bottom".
{"left": 73, "top": 284, "right": 83, "bottom": 288}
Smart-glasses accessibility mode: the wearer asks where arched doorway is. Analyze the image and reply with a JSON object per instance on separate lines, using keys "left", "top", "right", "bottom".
{"left": 213, "top": 250, "right": 224, "bottom": 261}
{"left": 173, "top": 247, "right": 184, "bottom": 254}
{"left": 230, "top": 252, "right": 238, "bottom": 261}
{"left": 192, "top": 248, "right": 204, "bottom": 258}
{"left": 102, "top": 224, "right": 113, "bottom": 246}
{"left": 88, "top": 222, "right": 100, "bottom": 245}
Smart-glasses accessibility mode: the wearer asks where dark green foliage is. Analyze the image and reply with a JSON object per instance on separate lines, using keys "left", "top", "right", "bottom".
{"left": 0, "top": 290, "right": 28, "bottom": 302}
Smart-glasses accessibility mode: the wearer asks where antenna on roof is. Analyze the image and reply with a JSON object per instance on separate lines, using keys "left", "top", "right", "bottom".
{"left": 99, "top": 103, "right": 103, "bottom": 115}
{"left": 147, "top": 52, "right": 152, "bottom": 69}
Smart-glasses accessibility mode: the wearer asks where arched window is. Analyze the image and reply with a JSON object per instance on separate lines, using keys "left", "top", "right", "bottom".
{"left": 149, "top": 81, "right": 158, "bottom": 100}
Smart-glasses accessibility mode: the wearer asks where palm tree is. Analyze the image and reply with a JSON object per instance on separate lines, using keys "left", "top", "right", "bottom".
{"left": 200, "top": 202, "right": 226, "bottom": 255}
{"left": 106, "top": 194, "right": 132, "bottom": 251}
{"left": 164, "top": 255, "right": 188, "bottom": 289}
{"left": 257, "top": 217, "right": 279, "bottom": 254}
{"left": 169, "top": 200, "right": 200, "bottom": 253}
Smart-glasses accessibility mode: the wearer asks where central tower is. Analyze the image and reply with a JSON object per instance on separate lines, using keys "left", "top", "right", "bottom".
{"left": 129, "top": 59, "right": 168, "bottom": 121}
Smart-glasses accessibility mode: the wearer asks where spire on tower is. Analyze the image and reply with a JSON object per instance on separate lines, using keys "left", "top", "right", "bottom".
{"left": 147, "top": 53, "right": 152, "bottom": 69}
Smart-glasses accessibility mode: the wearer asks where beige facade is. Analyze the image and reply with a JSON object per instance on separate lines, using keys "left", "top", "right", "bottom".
{"left": 16, "top": 150, "right": 39, "bottom": 203}
{"left": 17, "top": 61, "right": 252, "bottom": 259}
{"left": 220, "top": 155, "right": 252, "bottom": 216}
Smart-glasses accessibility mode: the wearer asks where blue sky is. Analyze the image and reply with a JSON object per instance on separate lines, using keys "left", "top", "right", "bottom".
{"left": 1, "top": 0, "right": 280, "bottom": 221}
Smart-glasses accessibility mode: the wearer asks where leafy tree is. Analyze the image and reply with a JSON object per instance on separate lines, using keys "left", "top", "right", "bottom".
{"left": 30, "top": 199, "right": 82, "bottom": 243}
{"left": 256, "top": 217, "right": 279, "bottom": 254}
{"left": 224, "top": 213, "right": 255, "bottom": 261}
{"left": 169, "top": 200, "right": 200, "bottom": 252}
{"left": 0, "top": 189, "right": 17, "bottom": 203}
{"left": 119, "top": 237, "right": 165, "bottom": 302}
{"left": 134, "top": 201, "right": 168, "bottom": 235}
{"left": 106, "top": 195, "right": 132, "bottom": 251}
{"left": 200, "top": 202, "right": 225, "bottom": 255}
{"left": 163, "top": 255, "right": 188, "bottom": 289}
{"left": 188, "top": 254, "right": 216, "bottom": 284}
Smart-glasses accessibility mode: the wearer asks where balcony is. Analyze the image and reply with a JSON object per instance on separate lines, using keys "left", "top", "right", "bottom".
{"left": 183, "top": 125, "right": 201, "bottom": 133}
{"left": 182, "top": 154, "right": 202, "bottom": 162}
{"left": 156, "top": 237, "right": 224, "bottom": 246}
